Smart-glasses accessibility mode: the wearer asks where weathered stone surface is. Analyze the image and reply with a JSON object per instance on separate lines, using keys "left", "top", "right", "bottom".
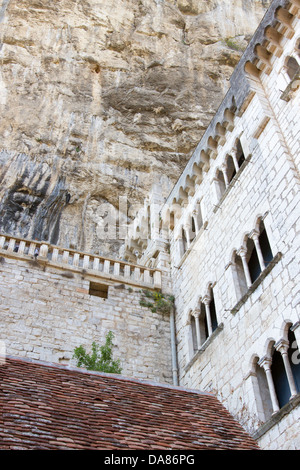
{"left": 0, "top": 0, "right": 270, "bottom": 255}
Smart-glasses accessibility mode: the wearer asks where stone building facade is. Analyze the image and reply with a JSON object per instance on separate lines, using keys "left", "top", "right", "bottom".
{"left": 0, "top": 0, "right": 299, "bottom": 451}
{"left": 123, "top": 0, "right": 300, "bottom": 450}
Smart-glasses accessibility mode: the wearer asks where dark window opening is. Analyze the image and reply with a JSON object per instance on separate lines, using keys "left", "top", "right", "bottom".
{"left": 209, "top": 290, "right": 218, "bottom": 332}
{"left": 226, "top": 155, "right": 236, "bottom": 183}
{"left": 236, "top": 140, "right": 245, "bottom": 167}
{"left": 182, "top": 227, "right": 188, "bottom": 253}
{"left": 217, "top": 169, "right": 226, "bottom": 195}
{"left": 191, "top": 315, "right": 198, "bottom": 354}
{"left": 255, "top": 358, "right": 273, "bottom": 421}
{"left": 89, "top": 282, "right": 108, "bottom": 299}
{"left": 191, "top": 217, "right": 196, "bottom": 241}
{"left": 200, "top": 303, "right": 209, "bottom": 344}
{"left": 247, "top": 238, "right": 261, "bottom": 283}
{"left": 286, "top": 56, "right": 299, "bottom": 80}
{"left": 259, "top": 227, "right": 273, "bottom": 267}
{"left": 288, "top": 328, "right": 300, "bottom": 393}
{"left": 271, "top": 347, "right": 291, "bottom": 409}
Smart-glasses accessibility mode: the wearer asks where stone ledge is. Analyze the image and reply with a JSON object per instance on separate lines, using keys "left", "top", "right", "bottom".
{"left": 252, "top": 393, "right": 300, "bottom": 441}
{"left": 0, "top": 231, "right": 163, "bottom": 291}
{"left": 231, "top": 252, "right": 282, "bottom": 315}
{"left": 184, "top": 323, "right": 224, "bottom": 373}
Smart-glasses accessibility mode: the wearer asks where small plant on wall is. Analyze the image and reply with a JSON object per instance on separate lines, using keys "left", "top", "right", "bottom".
{"left": 73, "top": 331, "right": 122, "bottom": 374}
{"left": 139, "top": 289, "right": 174, "bottom": 314}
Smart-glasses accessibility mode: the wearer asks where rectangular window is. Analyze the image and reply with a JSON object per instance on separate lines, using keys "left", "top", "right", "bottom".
{"left": 89, "top": 282, "right": 108, "bottom": 299}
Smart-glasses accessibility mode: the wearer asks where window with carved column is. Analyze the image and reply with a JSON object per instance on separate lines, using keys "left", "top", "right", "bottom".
{"left": 233, "top": 219, "right": 273, "bottom": 294}
{"left": 189, "top": 286, "right": 218, "bottom": 356}
{"left": 257, "top": 326, "right": 300, "bottom": 417}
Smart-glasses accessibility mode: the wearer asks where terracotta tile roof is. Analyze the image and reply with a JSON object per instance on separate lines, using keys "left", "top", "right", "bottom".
{"left": 0, "top": 357, "right": 259, "bottom": 450}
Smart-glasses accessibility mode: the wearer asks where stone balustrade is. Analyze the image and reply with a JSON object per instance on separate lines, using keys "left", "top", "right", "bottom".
{"left": 0, "top": 233, "right": 162, "bottom": 290}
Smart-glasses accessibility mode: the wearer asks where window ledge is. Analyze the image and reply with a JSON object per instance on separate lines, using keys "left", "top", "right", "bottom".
{"left": 184, "top": 323, "right": 224, "bottom": 373}
{"left": 230, "top": 252, "right": 282, "bottom": 315}
{"left": 213, "top": 154, "right": 253, "bottom": 214}
{"left": 252, "top": 393, "right": 300, "bottom": 442}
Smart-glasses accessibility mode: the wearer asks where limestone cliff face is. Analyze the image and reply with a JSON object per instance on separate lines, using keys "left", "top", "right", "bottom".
{"left": 0, "top": 0, "right": 270, "bottom": 255}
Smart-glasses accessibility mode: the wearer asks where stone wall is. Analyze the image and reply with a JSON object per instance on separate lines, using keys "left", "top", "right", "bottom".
{"left": 0, "top": 242, "right": 173, "bottom": 385}
{"left": 137, "top": 0, "right": 300, "bottom": 450}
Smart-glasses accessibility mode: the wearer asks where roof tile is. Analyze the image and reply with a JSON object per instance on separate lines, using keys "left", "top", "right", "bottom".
{"left": 0, "top": 357, "right": 259, "bottom": 450}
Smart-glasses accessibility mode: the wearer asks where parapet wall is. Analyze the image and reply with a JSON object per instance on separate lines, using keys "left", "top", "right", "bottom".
{"left": 0, "top": 234, "right": 173, "bottom": 385}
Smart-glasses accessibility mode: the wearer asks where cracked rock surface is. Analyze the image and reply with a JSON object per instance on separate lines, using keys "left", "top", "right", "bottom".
{"left": 0, "top": 0, "right": 270, "bottom": 256}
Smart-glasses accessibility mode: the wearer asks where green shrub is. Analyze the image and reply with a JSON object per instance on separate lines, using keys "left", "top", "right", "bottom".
{"left": 73, "top": 331, "right": 122, "bottom": 374}
{"left": 139, "top": 289, "right": 174, "bottom": 314}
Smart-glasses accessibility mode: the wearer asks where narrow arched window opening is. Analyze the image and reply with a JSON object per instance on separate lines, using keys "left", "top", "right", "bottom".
{"left": 191, "top": 216, "right": 196, "bottom": 242}
{"left": 182, "top": 227, "right": 187, "bottom": 254}
{"left": 236, "top": 139, "right": 245, "bottom": 167}
{"left": 199, "top": 303, "right": 209, "bottom": 344}
{"left": 271, "top": 346, "right": 290, "bottom": 409}
{"left": 208, "top": 288, "right": 218, "bottom": 333}
{"left": 190, "top": 315, "right": 198, "bottom": 354}
{"left": 255, "top": 357, "right": 273, "bottom": 421}
{"left": 286, "top": 56, "right": 299, "bottom": 80}
{"left": 247, "top": 237, "right": 261, "bottom": 283}
{"left": 288, "top": 328, "right": 300, "bottom": 393}
{"left": 233, "top": 251, "right": 248, "bottom": 298}
{"left": 217, "top": 169, "right": 226, "bottom": 195}
{"left": 226, "top": 155, "right": 236, "bottom": 183}
{"left": 258, "top": 223, "right": 273, "bottom": 267}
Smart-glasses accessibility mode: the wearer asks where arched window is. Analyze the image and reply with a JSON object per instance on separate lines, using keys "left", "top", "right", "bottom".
{"left": 234, "top": 220, "right": 274, "bottom": 294}
{"left": 216, "top": 169, "right": 226, "bottom": 199}
{"left": 271, "top": 345, "right": 291, "bottom": 409}
{"left": 208, "top": 286, "right": 218, "bottom": 333}
{"left": 286, "top": 56, "right": 299, "bottom": 80}
{"left": 190, "top": 313, "right": 198, "bottom": 355}
{"left": 232, "top": 250, "right": 248, "bottom": 298}
{"left": 199, "top": 303, "right": 209, "bottom": 344}
{"left": 246, "top": 236, "right": 261, "bottom": 283}
{"left": 236, "top": 139, "right": 245, "bottom": 167}
{"left": 189, "top": 304, "right": 208, "bottom": 355}
{"left": 257, "top": 329, "right": 300, "bottom": 418}
{"left": 254, "top": 356, "right": 273, "bottom": 422}
{"left": 189, "top": 288, "right": 218, "bottom": 355}
{"left": 191, "top": 216, "right": 196, "bottom": 243}
{"left": 226, "top": 155, "right": 237, "bottom": 184}
{"left": 287, "top": 327, "right": 300, "bottom": 393}
{"left": 258, "top": 219, "right": 273, "bottom": 267}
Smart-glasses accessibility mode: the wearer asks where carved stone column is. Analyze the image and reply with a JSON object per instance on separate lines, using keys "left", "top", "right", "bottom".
{"left": 221, "top": 165, "right": 230, "bottom": 188}
{"left": 275, "top": 339, "right": 298, "bottom": 398}
{"left": 258, "top": 356, "right": 280, "bottom": 414}
{"left": 238, "top": 247, "right": 252, "bottom": 288}
{"left": 183, "top": 224, "right": 191, "bottom": 249}
{"left": 232, "top": 153, "right": 240, "bottom": 172}
{"left": 192, "top": 309, "right": 201, "bottom": 350}
{"left": 203, "top": 295, "right": 213, "bottom": 337}
{"left": 250, "top": 229, "right": 265, "bottom": 271}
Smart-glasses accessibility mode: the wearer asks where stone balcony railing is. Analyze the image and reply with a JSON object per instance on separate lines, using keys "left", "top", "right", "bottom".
{"left": 0, "top": 233, "right": 162, "bottom": 290}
